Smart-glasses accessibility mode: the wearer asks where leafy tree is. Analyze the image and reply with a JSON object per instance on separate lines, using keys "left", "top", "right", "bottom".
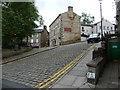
{"left": 2, "top": 2, "right": 44, "bottom": 48}
{"left": 81, "top": 12, "right": 95, "bottom": 24}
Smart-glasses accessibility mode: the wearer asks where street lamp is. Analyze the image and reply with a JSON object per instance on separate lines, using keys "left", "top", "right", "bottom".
{"left": 99, "top": 0, "right": 103, "bottom": 40}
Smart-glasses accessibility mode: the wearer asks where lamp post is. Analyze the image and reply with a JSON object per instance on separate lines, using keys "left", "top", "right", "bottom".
{"left": 99, "top": 0, "right": 103, "bottom": 40}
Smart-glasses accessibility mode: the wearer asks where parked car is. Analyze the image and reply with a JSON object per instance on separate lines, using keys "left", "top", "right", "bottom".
{"left": 87, "top": 34, "right": 101, "bottom": 43}
{"left": 31, "top": 43, "right": 39, "bottom": 48}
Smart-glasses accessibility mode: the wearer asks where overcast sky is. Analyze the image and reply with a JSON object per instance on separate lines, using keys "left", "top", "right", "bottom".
{"left": 35, "top": 0, "right": 116, "bottom": 29}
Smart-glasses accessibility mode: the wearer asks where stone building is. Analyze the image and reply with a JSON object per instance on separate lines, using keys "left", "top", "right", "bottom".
{"left": 49, "top": 6, "right": 81, "bottom": 46}
{"left": 29, "top": 26, "right": 49, "bottom": 48}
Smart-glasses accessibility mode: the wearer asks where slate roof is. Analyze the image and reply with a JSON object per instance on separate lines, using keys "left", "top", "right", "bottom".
{"left": 34, "top": 29, "right": 43, "bottom": 33}
{"left": 81, "top": 24, "right": 94, "bottom": 26}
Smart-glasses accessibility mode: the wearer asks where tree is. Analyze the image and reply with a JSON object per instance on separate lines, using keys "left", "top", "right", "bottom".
{"left": 81, "top": 12, "right": 95, "bottom": 24}
{"left": 2, "top": 2, "right": 44, "bottom": 48}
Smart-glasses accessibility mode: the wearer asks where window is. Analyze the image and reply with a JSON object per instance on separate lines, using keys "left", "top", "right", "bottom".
{"left": 111, "top": 27, "right": 113, "bottom": 30}
{"left": 46, "top": 36, "right": 49, "bottom": 39}
{"left": 32, "top": 35, "right": 34, "bottom": 37}
{"left": 36, "top": 34, "right": 38, "bottom": 37}
{"left": 104, "top": 26, "right": 106, "bottom": 30}
{"left": 31, "top": 39, "right": 33, "bottom": 43}
{"left": 36, "top": 39, "right": 39, "bottom": 43}
{"left": 82, "top": 27, "right": 84, "bottom": 30}
{"left": 107, "top": 27, "right": 109, "bottom": 30}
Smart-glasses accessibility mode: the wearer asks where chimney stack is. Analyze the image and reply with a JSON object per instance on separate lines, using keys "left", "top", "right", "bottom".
{"left": 68, "top": 6, "right": 74, "bottom": 18}
{"left": 68, "top": 6, "right": 73, "bottom": 12}
{"left": 43, "top": 25, "right": 47, "bottom": 30}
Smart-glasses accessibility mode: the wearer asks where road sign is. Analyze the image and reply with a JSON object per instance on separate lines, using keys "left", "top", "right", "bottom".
{"left": 87, "top": 72, "right": 95, "bottom": 79}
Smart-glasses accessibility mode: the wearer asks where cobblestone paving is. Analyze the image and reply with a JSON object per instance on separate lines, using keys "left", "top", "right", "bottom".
{"left": 2, "top": 42, "right": 91, "bottom": 87}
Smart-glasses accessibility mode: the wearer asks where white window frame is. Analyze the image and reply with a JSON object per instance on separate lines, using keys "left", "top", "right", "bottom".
{"left": 36, "top": 34, "right": 38, "bottom": 37}
{"left": 31, "top": 39, "right": 33, "bottom": 43}
{"left": 36, "top": 39, "right": 39, "bottom": 43}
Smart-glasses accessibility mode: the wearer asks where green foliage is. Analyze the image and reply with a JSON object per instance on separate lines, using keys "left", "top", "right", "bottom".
{"left": 81, "top": 12, "right": 95, "bottom": 24}
{"left": 2, "top": 2, "right": 44, "bottom": 48}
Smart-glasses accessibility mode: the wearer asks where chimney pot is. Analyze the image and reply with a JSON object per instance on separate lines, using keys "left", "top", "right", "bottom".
{"left": 68, "top": 6, "right": 73, "bottom": 12}
{"left": 43, "top": 25, "right": 47, "bottom": 30}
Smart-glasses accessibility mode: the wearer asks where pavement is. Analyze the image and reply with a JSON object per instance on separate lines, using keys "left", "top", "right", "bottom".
{"left": 95, "top": 61, "right": 120, "bottom": 88}
{"left": 2, "top": 46, "right": 58, "bottom": 65}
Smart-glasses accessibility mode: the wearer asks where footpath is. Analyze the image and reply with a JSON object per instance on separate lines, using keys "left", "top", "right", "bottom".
{"left": 2, "top": 46, "right": 58, "bottom": 65}
{"left": 51, "top": 42, "right": 119, "bottom": 89}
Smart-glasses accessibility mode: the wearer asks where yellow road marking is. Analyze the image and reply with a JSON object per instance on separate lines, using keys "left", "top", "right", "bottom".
{"left": 35, "top": 43, "right": 96, "bottom": 88}
{"left": 87, "top": 43, "right": 96, "bottom": 51}
{"left": 39, "top": 64, "right": 74, "bottom": 88}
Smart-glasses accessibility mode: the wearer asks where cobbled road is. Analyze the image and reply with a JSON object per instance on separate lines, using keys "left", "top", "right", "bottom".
{"left": 2, "top": 42, "right": 91, "bottom": 88}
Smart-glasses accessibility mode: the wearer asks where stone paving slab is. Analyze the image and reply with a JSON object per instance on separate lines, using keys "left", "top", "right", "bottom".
{"left": 58, "top": 75, "right": 77, "bottom": 86}
{"left": 79, "top": 83, "right": 95, "bottom": 88}
{"left": 67, "top": 70, "right": 87, "bottom": 77}
{"left": 53, "top": 84, "right": 75, "bottom": 88}
{"left": 72, "top": 77, "right": 86, "bottom": 88}
{"left": 95, "top": 62, "right": 119, "bottom": 88}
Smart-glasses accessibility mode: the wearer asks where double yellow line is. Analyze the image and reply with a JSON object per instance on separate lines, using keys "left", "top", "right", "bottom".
{"left": 35, "top": 43, "right": 96, "bottom": 88}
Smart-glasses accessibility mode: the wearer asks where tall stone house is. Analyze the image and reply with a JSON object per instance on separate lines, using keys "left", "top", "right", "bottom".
{"left": 29, "top": 26, "right": 49, "bottom": 48}
{"left": 49, "top": 6, "right": 81, "bottom": 46}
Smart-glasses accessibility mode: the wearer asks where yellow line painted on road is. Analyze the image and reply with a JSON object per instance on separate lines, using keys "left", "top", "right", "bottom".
{"left": 35, "top": 56, "right": 77, "bottom": 87}
{"left": 87, "top": 43, "right": 96, "bottom": 51}
{"left": 34, "top": 48, "right": 88, "bottom": 88}
{"left": 39, "top": 64, "right": 74, "bottom": 88}
{"left": 35, "top": 43, "right": 96, "bottom": 88}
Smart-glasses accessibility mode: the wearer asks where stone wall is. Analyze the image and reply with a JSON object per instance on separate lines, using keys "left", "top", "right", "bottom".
{"left": 49, "top": 15, "right": 61, "bottom": 46}
{"left": 61, "top": 7, "right": 81, "bottom": 45}
{"left": 41, "top": 29, "right": 49, "bottom": 47}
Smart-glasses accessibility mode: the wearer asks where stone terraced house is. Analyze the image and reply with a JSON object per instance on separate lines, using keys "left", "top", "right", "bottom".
{"left": 29, "top": 26, "right": 49, "bottom": 48}
{"left": 49, "top": 6, "right": 81, "bottom": 46}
